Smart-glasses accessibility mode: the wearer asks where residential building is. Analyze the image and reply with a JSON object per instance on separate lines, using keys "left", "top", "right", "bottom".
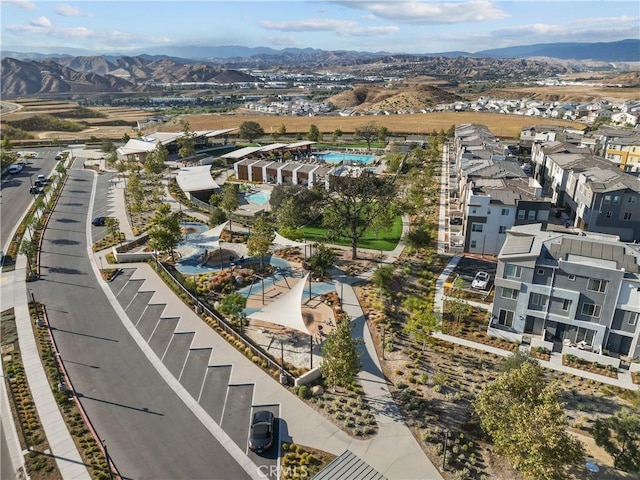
{"left": 491, "top": 225, "right": 640, "bottom": 359}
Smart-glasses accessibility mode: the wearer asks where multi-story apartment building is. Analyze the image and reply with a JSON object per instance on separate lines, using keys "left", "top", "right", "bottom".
{"left": 491, "top": 225, "right": 640, "bottom": 359}
{"left": 451, "top": 124, "right": 551, "bottom": 255}
{"left": 529, "top": 139, "right": 640, "bottom": 242}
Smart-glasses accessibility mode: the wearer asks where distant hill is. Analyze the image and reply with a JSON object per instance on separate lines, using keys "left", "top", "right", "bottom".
{"left": 476, "top": 39, "right": 639, "bottom": 62}
{"left": 2, "top": 39, "right": 637, "bottom": 62}
{"left": 0, "top": 56, "right": 256, "bottom": 96}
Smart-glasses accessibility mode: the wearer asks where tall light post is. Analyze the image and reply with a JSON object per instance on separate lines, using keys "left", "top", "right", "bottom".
{"left": 442, "top": 429, "right": 449, "bottom": 471}
{"left": 102, "top": 439, "right": 115, "bottom": 480}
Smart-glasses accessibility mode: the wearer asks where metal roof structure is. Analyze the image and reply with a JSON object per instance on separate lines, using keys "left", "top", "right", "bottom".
{"left": 312, "top": 450, "right": 387, "bottom": 480}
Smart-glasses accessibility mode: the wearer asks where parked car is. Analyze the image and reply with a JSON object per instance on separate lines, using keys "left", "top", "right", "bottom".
{"left": 37, "top": 174, "right": 47, "bottom": 183}
{"left": 29, "top": 186, "right": 42, "bottom": 194}
{"left": 54, "top": 154, "right": 62, "bottom": 160}
{"left": 8, "top": 164, "right": 22, "bottom": 174}
{"left": 472, "top": 271, "right": 490, "bottom": 289}
{"left": 450, "top": 217, "right": 463, "bottom": 225}
{"left": 248, "top": 410, "right": 275, "bottom": 453}
{"left": 92, "top": 216, "right": 107, "bottom": 226}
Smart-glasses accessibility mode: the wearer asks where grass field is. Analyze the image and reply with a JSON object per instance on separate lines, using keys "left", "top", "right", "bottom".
{"left": 302, "top": 214, "right": 403, "bottom": 251}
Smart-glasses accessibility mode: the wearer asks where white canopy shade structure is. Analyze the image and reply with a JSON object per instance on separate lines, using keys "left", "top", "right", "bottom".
{"left": 189, "top": 221, "right": 230, "bottom": 249}
{"left": 176, "top": 165, "right": 219, "bottom": 193}
{"left": 248, "top": 273, "right": 312, "bottom": 335}
{"left": 271, "top": 232, "right": 308, "bottom": 251}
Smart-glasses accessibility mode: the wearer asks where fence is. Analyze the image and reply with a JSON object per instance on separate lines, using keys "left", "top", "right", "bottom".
{"left": 154, "top": 260, "right": 296, "bottom": 384}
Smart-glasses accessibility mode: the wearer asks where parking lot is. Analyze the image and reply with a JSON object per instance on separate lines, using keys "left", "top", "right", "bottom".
{"left": 451, "top": 256, "right": 497, "bottom": 291}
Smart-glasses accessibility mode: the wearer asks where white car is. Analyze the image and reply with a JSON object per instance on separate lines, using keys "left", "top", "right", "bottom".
{"left": 472, "top": 271, "right": 490, "bottom": 289}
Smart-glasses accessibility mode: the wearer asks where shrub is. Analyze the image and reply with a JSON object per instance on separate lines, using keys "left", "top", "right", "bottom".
{"left": 298, "top": 385, "right": 311, "bottom": 399}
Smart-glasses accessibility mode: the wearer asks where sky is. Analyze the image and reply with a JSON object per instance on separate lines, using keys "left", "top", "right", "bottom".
{"left": 1, "top": 0, "right": 639, "bottom": 55}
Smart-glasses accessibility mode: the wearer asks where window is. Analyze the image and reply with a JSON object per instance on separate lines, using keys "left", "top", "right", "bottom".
{"left": 581, "top": 303, "right": 601, "bottom": 318}
{"left": 501, "top": 287, "right": 518, "bottom": 300}
{"left": 613, "top": 196, "right": 621, "bottom": 205}
{"left": 470, "top": 240, "right": 477, "bottom": 248}
{"left": 498, "top": 309, "right": 514, "bottom": 327}
{"left": 499, "top": 226, "right": 507, "bottom": 234}
{"left": 562, "top": 299, "right": 572, "bottom": 311}
{"left": 626, "top": 311, "right": 638, "bottom": 326}
{"left": 501, "top": 208, "right": 509, "bottom": 216}
{"left": 568, "top": 274, "right": 576, "bottom": 281}
{"left": 527, "top": 210, "right": 536, "bottom": 220}
{"left": 624, "top": 212, "right": 632, "bottom": 220}
{"left": 603, "top": 195, "right": 611, "bottom": 204}
{"left": 576, "top": 327, "right": 595, "bottom": 345}
{"left": 471, "top": 208, "right": 477, "bottom": 214}
{"left": 471, "top": 223, "right": 484, "bottom": 232}
{"left": 487, "top": 209, "right": 491, "bottom": 214}
{"left": 504, "top": 264, "right": 522, "bottom": 278}
{"left": 587, "top": 279, "right": 608, "bottom": 293}
{"left": 517, "top": 210, "right": 525, "bottom": 219}
{"left": 537, "top": 268, "right": 545, "bottom": 275}
{"left": 629, "top": 197, "right": 637, "bottom": 204}
{"left": 530, "top": 293, "right": 548, "bottom": 307}
{"left": 605, "top": 211, "right": 612, "bottom": 219}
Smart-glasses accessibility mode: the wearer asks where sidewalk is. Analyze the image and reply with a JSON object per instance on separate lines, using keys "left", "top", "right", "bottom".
{"left": 1, "top": 256, "right": 90, "bottom": 479}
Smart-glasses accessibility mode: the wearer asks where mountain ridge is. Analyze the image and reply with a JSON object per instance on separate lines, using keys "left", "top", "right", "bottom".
{"left": 2, "top": 39, "right": 638, "bottom": 62}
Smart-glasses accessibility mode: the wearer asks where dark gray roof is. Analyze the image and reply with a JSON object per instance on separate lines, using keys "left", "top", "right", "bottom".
{"left": 312, "top": 450, "right": 387, "bottom": 480}
{"left": 548, "top": 236, "right": 640, "bottom": 273}
{"left": 501, "top": 235, "right": 535, "bottom": 256}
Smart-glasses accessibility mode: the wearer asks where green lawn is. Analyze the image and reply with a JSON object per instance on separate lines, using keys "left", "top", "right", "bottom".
{"left": 302, "top": 215, "right": 403, "bottom": 251}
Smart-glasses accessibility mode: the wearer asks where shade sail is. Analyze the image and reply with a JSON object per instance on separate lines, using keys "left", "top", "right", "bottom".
{"left": 272, "top": 232, "right": 309, "bottom": 250}
{"left": 248, "top": 273, "right": 311, "bottom": 335}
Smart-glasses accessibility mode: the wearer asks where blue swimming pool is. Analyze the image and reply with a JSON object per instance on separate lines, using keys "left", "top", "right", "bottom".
{"left": 319, "top": 152, "right": 374, "bottom": 164}
{"left": 246, "top": 190, "right": 271, "bottom": 205}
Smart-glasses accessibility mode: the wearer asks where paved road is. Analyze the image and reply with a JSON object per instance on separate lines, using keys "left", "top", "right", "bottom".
{"left": 30, "top": 162, "right": 252, "bottom": 480}
{"left": 1, "top": 148, "right": 60, "bottom": 249}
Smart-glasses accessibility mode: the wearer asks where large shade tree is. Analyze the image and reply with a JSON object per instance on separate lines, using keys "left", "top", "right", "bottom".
{"left": 593, "top": 409, "right": 640, "bottom": 473}
{"left": 322, "top": 170, "right": 396, "bottom": 259}
{"left": 474, "top": 362, "right": 585, "bottom": 480}
{"left": 177, "top": 122, "right": 196, "bottom": 159}
{"left": 238, "top": 121, "right": 264, "bottom": 143}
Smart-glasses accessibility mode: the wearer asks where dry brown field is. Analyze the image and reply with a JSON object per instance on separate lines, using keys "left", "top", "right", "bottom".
{"left": 166, "top": 111, "right": 584, "bottom": 140}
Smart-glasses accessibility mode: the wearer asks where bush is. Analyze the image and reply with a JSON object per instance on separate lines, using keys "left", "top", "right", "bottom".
{"left": 297, "top": 385, "right": 311, "bottom": 399}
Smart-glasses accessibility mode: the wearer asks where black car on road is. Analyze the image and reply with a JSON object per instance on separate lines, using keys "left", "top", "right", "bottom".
{"left": 92, "top": 216, "right": 107, "bottom": 226}
{"left": 248, "top": 410, "right": 275, "bottom": 453}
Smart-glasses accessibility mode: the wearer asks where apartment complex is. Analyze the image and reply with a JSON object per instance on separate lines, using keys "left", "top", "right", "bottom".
{"left": 451, "top": 124, "right": 551, "bottom": 255}
{"left": 491, "top": 225, "right": 640, "bottom": 359}
{"left": 531, "top": 139, "right": 640, "bottom": 242}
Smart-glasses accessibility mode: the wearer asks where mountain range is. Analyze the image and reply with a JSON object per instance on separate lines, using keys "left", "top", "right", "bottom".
{"left": 2, "top": 39, "right": 638, "bottom": 62}
{"left": 1, "top": 39, "right": 638, "bottom": 97}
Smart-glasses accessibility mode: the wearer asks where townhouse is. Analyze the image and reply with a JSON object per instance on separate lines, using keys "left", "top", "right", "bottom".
{"left": 491, "top": 225, "right": 640, "bottom": 359}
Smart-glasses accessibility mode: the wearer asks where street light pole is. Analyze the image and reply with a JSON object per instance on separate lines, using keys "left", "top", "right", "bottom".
{"left": 102, "top": 439, "right": 115, "bottom": 480}
{"left": 310, "top": 335, "right": 313, "bottom": 369}
{"left": 442, "top": 429, "right": 449, "bottom": 471}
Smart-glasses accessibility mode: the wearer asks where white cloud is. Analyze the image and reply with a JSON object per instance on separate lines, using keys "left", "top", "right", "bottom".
{"left": 265, "top": 34, "right": 303, "bottom": 47}
{"left": 1, "top": 0, "right": 36, "bottom": 10}
{"left": 260, "top": 18, "right": 356, "bottom": 32}
{"left": 55, "top": 4, "right": 90, "bottom": 17}
{"left": 493, "top": 20, "right": 640, "bottom": 44}
{"left": 333, "top": 0, "right": 509, "bottom": 24}
{"left": 30, "top": 15, "right": 51, "bottom": 28}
